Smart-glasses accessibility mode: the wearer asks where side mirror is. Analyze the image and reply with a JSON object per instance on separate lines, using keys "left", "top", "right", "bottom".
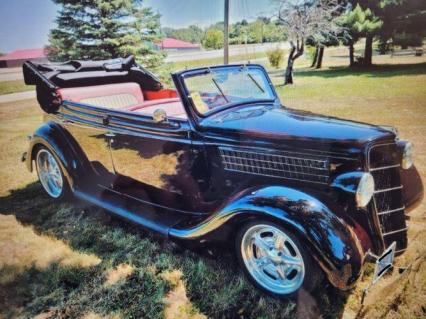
{"left": 153, "top": 108, "right": 168, "bottom": 123}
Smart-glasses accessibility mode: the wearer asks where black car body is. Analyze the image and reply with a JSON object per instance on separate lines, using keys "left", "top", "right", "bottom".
{"left": 22, "top": 57, "right": 423, "bottom": 296}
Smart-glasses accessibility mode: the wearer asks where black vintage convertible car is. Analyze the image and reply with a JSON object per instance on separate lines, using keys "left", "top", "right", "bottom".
{"left": 22, "top": 56, "right": 423, "bottom": 297}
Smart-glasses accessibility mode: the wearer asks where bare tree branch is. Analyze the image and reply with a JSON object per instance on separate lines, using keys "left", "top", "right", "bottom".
{"left": 273, "top": 0, "right": 345, "bottom": 84}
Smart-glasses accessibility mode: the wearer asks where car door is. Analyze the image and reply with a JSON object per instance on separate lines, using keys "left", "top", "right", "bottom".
{"left": 105, "top": 111, "right": 209, "bottom": 213}
{"left": 59, "top": 101, "right": 117, "bottom": 190}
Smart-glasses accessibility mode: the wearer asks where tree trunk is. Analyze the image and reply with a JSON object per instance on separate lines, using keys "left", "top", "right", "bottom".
{"left": 310, "top": 46, "right": 319, "bottom": 68}
{"left": 284, "top": 59, "right": 294, "bottom": 85}
{"left": 364, "top": 35, "right": 373, "bottom": 67}
{"left": 316, "top": 46, "right": 324, "bottom": 69}
{"left": 349, "top": 41, "right": 355, "bottom": 67}
{"left": 284, "top": 39, "right": 304, "bottom": 85}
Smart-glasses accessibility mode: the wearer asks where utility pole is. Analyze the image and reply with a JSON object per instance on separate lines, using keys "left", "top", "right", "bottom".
{"left": 224, "top": 0, "right": 229, "bottom": 64}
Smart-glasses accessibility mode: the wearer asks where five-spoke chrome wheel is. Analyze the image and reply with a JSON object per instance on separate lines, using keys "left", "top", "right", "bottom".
{"left": 240, "top": 224, "right": 305, "bottom": 295}
{"left": 36, "top": 148, "right": 64, "bottom": 198}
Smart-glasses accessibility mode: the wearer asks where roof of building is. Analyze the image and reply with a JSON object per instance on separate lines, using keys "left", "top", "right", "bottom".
{"left": 158, "top": 38, "right": 200, "bottom": 49}
{"left": 0, "top": 48, "right": 47, "bottom": 61}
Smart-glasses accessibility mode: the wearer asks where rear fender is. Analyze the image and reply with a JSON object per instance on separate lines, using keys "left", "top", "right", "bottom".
{"left": 169, "top": 186, "right": 364, "bottom": 290}
{"left": 27, "top": 121, "right": 91, "bottom": 190}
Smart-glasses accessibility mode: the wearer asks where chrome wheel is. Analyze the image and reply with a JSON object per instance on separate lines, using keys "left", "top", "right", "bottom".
{"left": 241, "top": 224, "right": 305, "bottom": 295}
{"left": 36, "top": 149, "right": 63, "bottom": 198}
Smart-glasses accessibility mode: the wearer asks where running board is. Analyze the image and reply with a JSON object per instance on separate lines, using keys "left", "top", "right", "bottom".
{"left": 74, "top": 189, "right": 191, "bottom": 236}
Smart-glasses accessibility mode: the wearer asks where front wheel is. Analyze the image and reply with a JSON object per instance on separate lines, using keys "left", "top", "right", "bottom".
{"left": 35, "top": 146, "right": 70, "bottom": 200}
{"left": 235, "top": 220, "right": 322, "bottom": 298}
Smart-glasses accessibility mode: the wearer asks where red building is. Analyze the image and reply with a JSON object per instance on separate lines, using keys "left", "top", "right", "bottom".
{"left": 156, "top": 38, "right": 200, "bottom": 51}
{"left": 0, "top": 48, "right": 48, "bottom": 68}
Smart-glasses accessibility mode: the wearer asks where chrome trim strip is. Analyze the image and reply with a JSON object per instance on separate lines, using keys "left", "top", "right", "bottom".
{"left": 382, "top": 227, "right": 408, "bottom": 237}
{"left": 222, "top": 161, "right": 329, "bottom": 178}
{"left": 374, "top": 185, "right": 403, "bottom": 194}
{"left": 367, "top": 142, "right": 399, "bottom": 171}
{"left": 370, "top": 164, "right": 401, "bottom": 171}
{"left": 224, "top": 167, "right": 329, "bottom": 185}
{"left": 377, "top": 206, "right": 405, "bottom": 216}
{"left": 395, "top": 248, "right": 407, "bottom": 254}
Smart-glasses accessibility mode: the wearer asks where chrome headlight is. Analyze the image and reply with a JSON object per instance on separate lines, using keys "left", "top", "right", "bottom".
{"left": 402, "top": 142, "right": 413, "bottom": 169}
{"left": 356, "top": 173, "right": 375, "bottom": 208}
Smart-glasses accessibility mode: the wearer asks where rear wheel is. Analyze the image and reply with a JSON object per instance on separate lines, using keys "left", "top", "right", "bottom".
{"left": 235, "top": 220, "right": 322, "bottom": 298}
{"left": 35, "top": 147, "right": 69, "bottom": 200}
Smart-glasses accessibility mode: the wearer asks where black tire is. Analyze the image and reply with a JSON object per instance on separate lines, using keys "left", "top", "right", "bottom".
{"left": 235, "top": 220, "right": 323, "bottom": 298}
{"left": 34, "top": 146, "right": 71, "bottom": 200}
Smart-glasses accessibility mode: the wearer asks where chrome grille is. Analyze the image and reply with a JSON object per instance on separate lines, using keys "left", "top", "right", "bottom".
{"left": 368, "top": 143, "right": 407, "bottom": 253}
{"left": 219, "top": 147, "right": 329, "bottom": 184}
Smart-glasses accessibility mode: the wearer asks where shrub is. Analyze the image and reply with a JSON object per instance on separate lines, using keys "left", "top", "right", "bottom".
{"left": 266, "top": 47, "right": 285, "bottom": 69}
{"left": 393, "top": 33, "right": 423, "bottom": 49}
{"left": 202, "top": 29, "right": 224, "bottom": 50}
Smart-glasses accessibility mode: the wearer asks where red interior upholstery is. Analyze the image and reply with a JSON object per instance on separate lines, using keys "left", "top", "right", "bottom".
{"left": 128, "top": 98, "right": 186, "bottom": 118}
{"left": 57, "top": 82, "right": 186, "bottom": 118}
{"left": 58, "top": 82, "right": 144, "bottom": 105}
{"left": 144, "top": 89, "right": 178, "bottom": 100}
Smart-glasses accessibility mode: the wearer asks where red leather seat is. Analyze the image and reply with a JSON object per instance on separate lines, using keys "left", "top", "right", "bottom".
{"left": 58, "top": 82, "right": 144, "bottom": 109}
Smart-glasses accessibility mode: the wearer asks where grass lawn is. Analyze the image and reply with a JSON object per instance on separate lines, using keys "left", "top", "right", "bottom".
{"left": 167, "top": 51, "right": 267, "bottom": 72}
{"left": 0, "top": 80, "right": 33, "bottom": 95}
{"left": 0, "top": 54, "right": 425, "bottom": 318}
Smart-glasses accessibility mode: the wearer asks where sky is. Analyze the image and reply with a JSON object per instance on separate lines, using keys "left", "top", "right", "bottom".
{"left": 0, "top": 0, "right": 275, "bottom": 53}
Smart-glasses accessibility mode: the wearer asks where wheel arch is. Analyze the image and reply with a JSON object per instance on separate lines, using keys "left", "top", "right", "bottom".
{"left": 169, "top": 185, "right": 365, "bottom": 290}
{"left": 27, "top": 121, "right": 92, "bottom": 190}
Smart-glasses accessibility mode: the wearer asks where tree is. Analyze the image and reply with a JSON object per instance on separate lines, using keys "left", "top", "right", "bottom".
{"left": 163, "top": 25, "right": 204, "bottom": 44}
{"left": 276, "top": 0, "right": 344, "bottom": 84}
{"left": 202, "top": 29, "right": 224, "bottom": 49}
{"left": 307, "top": 32, "right": 339, "bottom": 69}
{"left": 340, "top": 4, "right": 382, "bottom": 66}
{"left": 48, "top": 0, "right": 163, "bottom": 69}
{"left": 378, "top": 0, "right": 426, "bottom": 52}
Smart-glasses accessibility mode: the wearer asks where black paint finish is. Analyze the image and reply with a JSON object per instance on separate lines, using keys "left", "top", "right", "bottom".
{"left": 25, "top": 63, "right": 423, "bottom": 291}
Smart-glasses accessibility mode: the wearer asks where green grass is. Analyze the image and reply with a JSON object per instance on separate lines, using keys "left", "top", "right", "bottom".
{"left": 167, "top": 51, "right": 268, "bottom": 72}
{"left": 0, "top": 54, "right": 425, "bottom": 318}
{"left": 0, "top": 80, "right": 33, "bottom": 95}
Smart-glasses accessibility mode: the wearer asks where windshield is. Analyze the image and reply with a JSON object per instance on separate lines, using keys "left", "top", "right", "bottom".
{"left": 183, "top": 66, "right": 276, "bottom": 115}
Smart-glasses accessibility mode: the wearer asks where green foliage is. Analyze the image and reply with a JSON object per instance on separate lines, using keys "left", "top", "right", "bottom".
{"left": 202, "top": 29, "right": 224, "bottom": 50}
{"left": 163, "top": 25, "right": 204, "bottom": 44}
{"left": 48, "top": 0, "right": 164, "bottom": 69}
{"left": 393, "top": 32, "right": 424, "bottom": 48}
{"left": 266, "top": 48, "right": 285, "bottom": 69}
{"left": 163, "top": 19, "right": 287, "bottom": 48}
{"left": 305, "top": 45, "right": 318, "bottom": 62}
{"left": 377, "top": 0, "right": 426, "bottom": 49}
{"left": 341, "top": 4, "right": 383, "bottom": 39}
{"left": 229, "top": 19, "right": 286, "bottom": 45}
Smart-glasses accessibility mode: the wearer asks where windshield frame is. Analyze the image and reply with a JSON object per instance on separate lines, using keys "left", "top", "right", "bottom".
{"left": 177, "top": 64, "right": 280, "bottom": 119}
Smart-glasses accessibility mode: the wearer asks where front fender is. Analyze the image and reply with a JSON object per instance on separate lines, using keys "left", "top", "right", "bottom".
{"left": 26, "top": 121, "right": 91, "bottom": 190}
{"left": 169, "top": 186, "right": 364, "bottom": 290}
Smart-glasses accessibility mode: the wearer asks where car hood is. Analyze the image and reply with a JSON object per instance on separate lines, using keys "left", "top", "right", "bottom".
{"left": 199, "top": 104, "right": 395, "bottom": 151}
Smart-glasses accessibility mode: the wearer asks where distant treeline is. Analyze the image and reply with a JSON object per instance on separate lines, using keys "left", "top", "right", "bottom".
{"left": 162, "top": 18, "right": 287, "bottom": 49}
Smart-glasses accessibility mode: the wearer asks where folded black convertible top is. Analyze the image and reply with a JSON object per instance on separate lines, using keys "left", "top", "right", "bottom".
{"left": 23, "top": 55, "right": 163, "bottom": 113}
{"left": 23, "top": 55, "right": 163, "bottom": 91}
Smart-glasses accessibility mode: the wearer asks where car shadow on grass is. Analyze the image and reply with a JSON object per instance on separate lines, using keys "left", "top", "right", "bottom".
{"left": 0, "top": 183, "right": 351, "bottom": 319}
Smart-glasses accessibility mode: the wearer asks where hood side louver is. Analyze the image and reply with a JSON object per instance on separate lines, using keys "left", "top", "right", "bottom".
{"left": 219, "top": 147, "right": 330, "bottom": 184}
